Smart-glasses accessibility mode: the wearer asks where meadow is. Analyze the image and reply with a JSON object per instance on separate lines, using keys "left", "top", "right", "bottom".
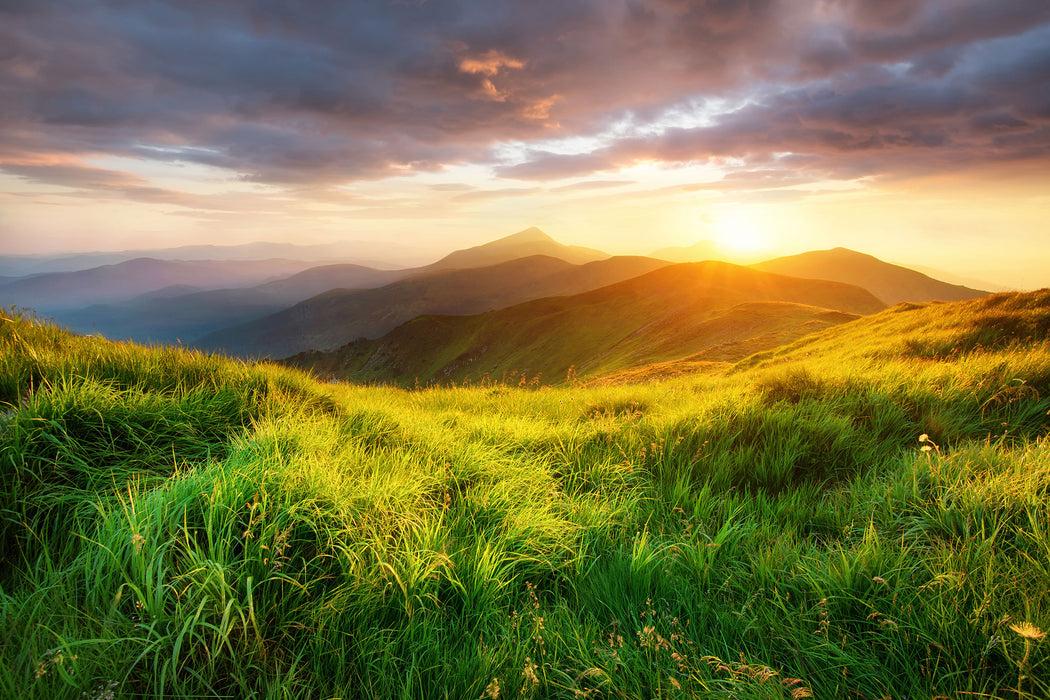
{"left": 2, "top": 290, "right": 1050, "bottom": 698}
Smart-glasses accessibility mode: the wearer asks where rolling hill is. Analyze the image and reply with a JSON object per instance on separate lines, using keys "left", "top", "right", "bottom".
{"left": 751, "top": 247, "right": 988, "bottom": 305}
{"left": 199, "top": 254, "right": 670, "bottom": 358}
{"left": 283, "top": 261, "right": 885, "bottom": 385}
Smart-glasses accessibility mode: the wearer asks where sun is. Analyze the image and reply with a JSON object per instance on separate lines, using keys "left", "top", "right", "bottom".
{"left": 712, "top": 208, "right": 769, "bottom": 257}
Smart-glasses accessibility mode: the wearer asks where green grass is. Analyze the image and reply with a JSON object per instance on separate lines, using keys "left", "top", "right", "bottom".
{"left": 2, "top": 291, "right": 1050, "bottom": 698}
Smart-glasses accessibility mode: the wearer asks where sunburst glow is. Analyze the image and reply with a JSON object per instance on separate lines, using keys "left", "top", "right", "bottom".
{"left": 713, "top": 208, "right": 769, "bottom": 256}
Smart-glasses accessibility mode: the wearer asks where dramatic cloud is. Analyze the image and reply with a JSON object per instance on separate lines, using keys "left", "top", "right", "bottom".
{"left": 1, "top": 0, "right": 1049, "bottom": 196}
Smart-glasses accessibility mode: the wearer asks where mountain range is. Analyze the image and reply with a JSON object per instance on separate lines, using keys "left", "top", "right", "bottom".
{"left": 48, "top": 263, "right": 411, "bottom": 342}
{"left": 18, "top": 227, "right": 620, "bottom": 345}
{"left": 198, "top": 254, "right": 670, "bottom": 358}
{"left": 282, "top": 261, "right": 885, "bottom": 385}
{"left": 250, "top": 242, "right": 987, "bottom": 365}
{"left": 2, "top": 229, "right": 995, "bottom": 379}
{"left": 0, "top": 240, "right": 415, "bottom": 277}
{"left": 0, "top": 258, "right": 320, "bottom": 311}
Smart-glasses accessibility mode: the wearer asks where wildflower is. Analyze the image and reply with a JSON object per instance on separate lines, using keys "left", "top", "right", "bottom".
{"left": 918, "top": 433, "right": 938, "bottom": 453}
{"left": 34, "top": 648, "right": 76, "bottom": 680}
{"left": 1010, "top": 621, "right": 1046, "bottom": 694}
{"left": 638, "top": 625, "right": 657, "bottom": 648}
{"left": 523, "top": 658, "right": 539, "bottom": 685}
{"left": 1011, "top": 622, "right": 1046, "bottom": 641}
{"left": 82, "top": 680, "right": 119, "bottom": 700}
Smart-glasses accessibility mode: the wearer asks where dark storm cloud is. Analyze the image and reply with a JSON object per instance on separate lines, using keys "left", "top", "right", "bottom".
{"left": 499, "top": 11, "right": 1050, "bottom": 183}
{"left": 2, "top": 0, "right": 1049, "bottom": 194}
{"left": 847, "top": 0, "right": 1049, "bottom": 61}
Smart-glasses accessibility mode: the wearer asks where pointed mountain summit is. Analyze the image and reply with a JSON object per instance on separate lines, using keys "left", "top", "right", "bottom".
{"left": 429, "top": 227, "right": 608, "bottom": 271}
{"left": 493, "top": 226, "right": 554, "bottom": 244}
{"left": 752, "top": 247, "right": 988, "bottom": 305}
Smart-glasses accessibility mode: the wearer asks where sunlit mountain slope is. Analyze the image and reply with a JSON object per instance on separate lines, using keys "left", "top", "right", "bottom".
{"left": 752, "top": 247, "right": 987, "bottom": 305}
{"left": 199, "top": 254, "right": 670, "bottom": 358}
{"left": 285, "top": 261, "right": 884, "bottom": 385}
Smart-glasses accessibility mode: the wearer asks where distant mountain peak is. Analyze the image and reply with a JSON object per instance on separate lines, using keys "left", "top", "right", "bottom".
{"left": 428, "top": 228, "right": 607, "bottom": 271}
{"left": 825, "top": 247, "right": 877, "bottom": 258}
{"left": 497, "top": 227, "right": 554, "bottom": 244}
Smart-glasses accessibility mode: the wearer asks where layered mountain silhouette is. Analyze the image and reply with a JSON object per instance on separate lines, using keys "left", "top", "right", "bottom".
{"left": 0, "top": 257, "right": 318, "bottom": 311}
{"left": 3, "top": 229, "right": 993, "bottom": 377}
{"left": 751, "top": 248, "right": 988, "bottom": 305}
{"left": 198, "top": 254, "right": 669, "bottom": 358}
{"left": 283, "top": 261, "right": 885, "bottom": 386}
{"left": 0, "top": 241, "right": 409, "bottom": 277}
{"left": 37, "top": 227, "right": 613, "bottom": 344}
{"left": 51, "top": 263, "right": 410, "bottom": 343}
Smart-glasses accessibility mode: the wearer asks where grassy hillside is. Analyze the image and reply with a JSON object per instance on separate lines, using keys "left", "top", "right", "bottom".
{"left": 199, "top": 255, "right": 670, "bottom": 359}
{"left": 284, "top": 261, "right": 882, "bottom": 386}
{"left": 752, "top": 247, "right": 988, "bottom": 305}
{"left": 738, "top": 290, "right": 1050, "bottom": 371}
{"left": 3, "top": 290, "right": 1050, "bottom": 698}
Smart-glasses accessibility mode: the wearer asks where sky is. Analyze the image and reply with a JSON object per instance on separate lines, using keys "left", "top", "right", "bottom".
{"left": 1, "top": 0, "right": 1048, "bottom": 288}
